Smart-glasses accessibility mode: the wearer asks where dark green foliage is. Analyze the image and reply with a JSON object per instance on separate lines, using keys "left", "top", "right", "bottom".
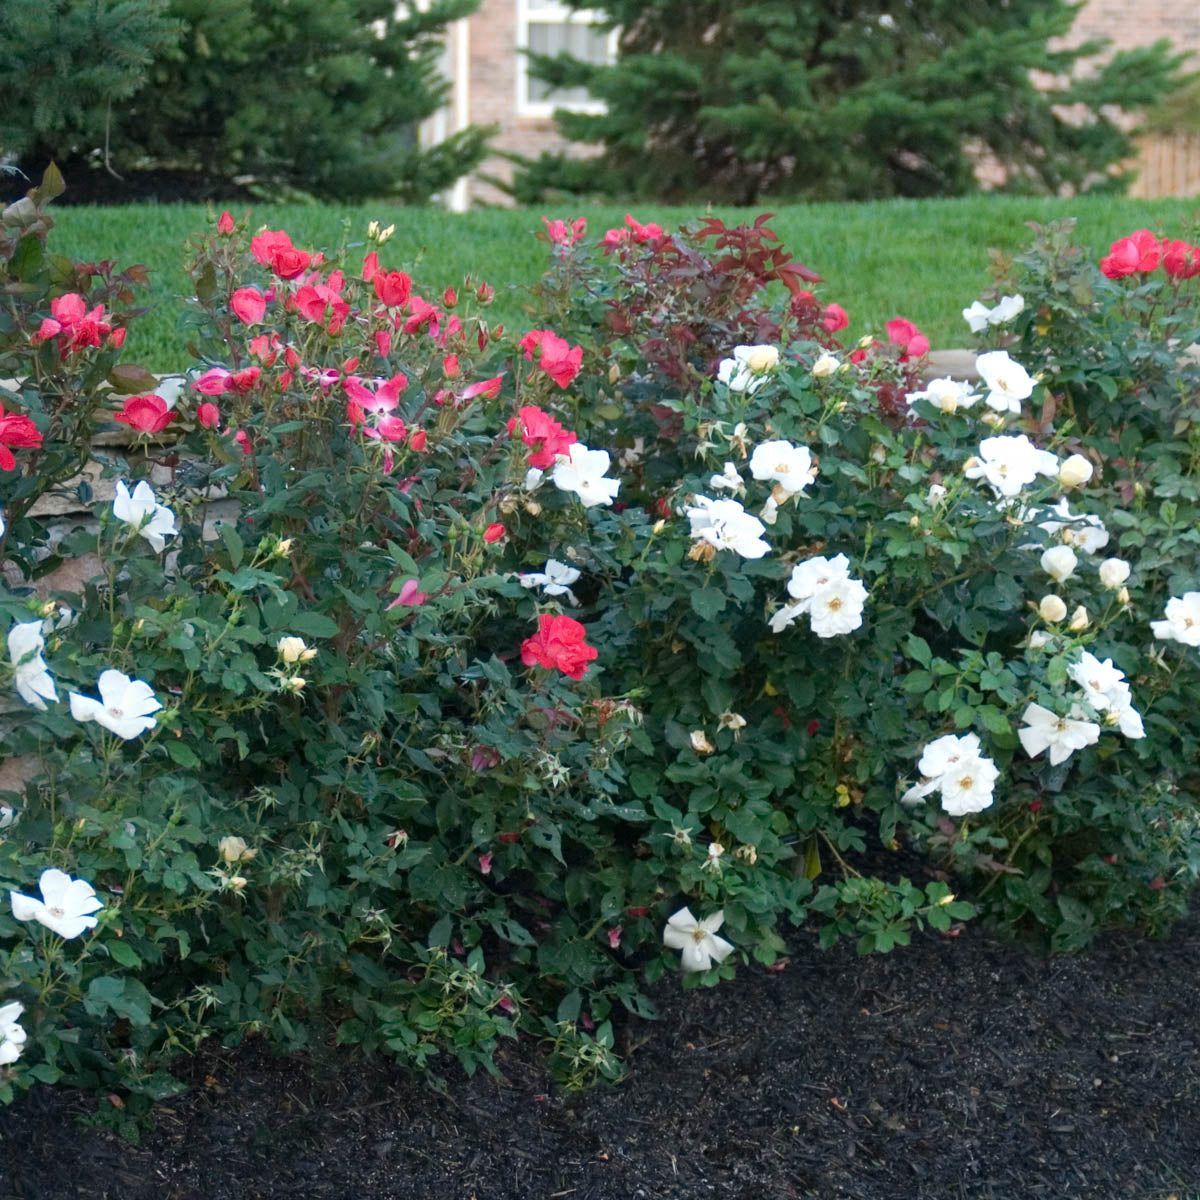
{"left": 4, "top": 0, "right": 491, "bottom": 203}
{"left": 516, "top": 0, "right": 1187, "bottom": 204}
{"left": 0, "top": 0, "right": 183, "bottom": 159}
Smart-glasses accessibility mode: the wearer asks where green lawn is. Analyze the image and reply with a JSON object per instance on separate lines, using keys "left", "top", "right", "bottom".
{"left": 51, "top": 194, "right": 1200, "bottom": 372}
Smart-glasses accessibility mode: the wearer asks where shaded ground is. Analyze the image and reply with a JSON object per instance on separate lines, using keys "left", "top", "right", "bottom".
{"left": 2, "top": 906, "right": 1198, "bottom": 1200}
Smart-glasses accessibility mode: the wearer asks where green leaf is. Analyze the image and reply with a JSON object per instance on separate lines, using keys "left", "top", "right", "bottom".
{"left": 220, "top": 525, "right": 244, "bottom": 570}
{"left": 690, "top": 587, "right": 727, "bottom": 620}
{"left": 290, "top": 611, "right": 340, "bottom": 638}
{"left": 107, "top": 941, "right": 142, "bottom": 969}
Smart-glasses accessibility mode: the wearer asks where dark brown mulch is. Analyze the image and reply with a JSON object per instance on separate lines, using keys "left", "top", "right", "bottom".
{"left": 1, "top": 904, "right": 1198, "bottom": 1200}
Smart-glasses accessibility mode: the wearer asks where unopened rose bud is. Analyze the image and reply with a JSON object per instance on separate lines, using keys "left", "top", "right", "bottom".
{"left": 524, "top": 500, "right": 542, "bottom": 516}
{"left": 1039, "top": 594, "right": 1068, "bottom": 622}
{"left": 219, "top": 835, "right": 249, "bottom": 863}
{"left": 1028, "top": 630, "right": 1050, "bottom": 649}
{"left": 368, "top": 220, "right": 380, "bottom": 240}
{"left": 275, "top": 538, "right": 294, "bottom": 558}
{"left": 652, "top": 518, "right": 666, "bottom": 535}
{"left": 937, "top": 892, "right": 956, "bottom": 907}
{"left": 1041, "top": 545, "right": 1077, "bottom": 583}
{"left": 608, "top": 363, "right": 621, "bottom": 385}
{"left": 870, "top": 444, "right": 886, "bottom": 464}
{"left": 1068, "top": 605, "right": 1089, "bottom": 632}
{"left": 38, "top": 601, "right": 57, "bottom": 618}
{"left": 811, "top": 352, "right": 839, "bottom": 379}
{"left": 299, "top": 647, "right": 318, "bottom": 663}
{"left": 284, "top": 676, "right": 307, "bottom": 692}
{"left": 858, "top": 335, "right": 875, "bottom": 349}
{"left": 228, "top": 875, "right": 248, "bottom": 891}
{"left": 1117, "top": 586, "right": 1130, "bottom": 605}
{"left": 1058, "top": 453, "right": 1093, "bottom": 489}
{"left": 908, "top": 515, "right": 920, "bottom": 528}
{"left": 1098, "top": 557, "right": 1130, "bottom": 589}
{"left": 278, "top": 636, "right": 308, "bottom": 663}
{"left": 689, "top": 729, "right": 715, "bottom": 755}
{"left": 378, "top": 224, "right": 395, "bottom": 246}
{"left": 747, "top": 346, "right": 779, "bottom": 373}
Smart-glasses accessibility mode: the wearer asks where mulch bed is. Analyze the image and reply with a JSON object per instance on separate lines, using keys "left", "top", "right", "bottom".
{"left": 2, "top": 902, "right": 1198, "bottom": 1200}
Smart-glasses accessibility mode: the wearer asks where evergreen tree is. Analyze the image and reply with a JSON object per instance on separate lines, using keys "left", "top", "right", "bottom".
{"left": 5, "top": 0, "right": 490, "bottom": 203}
{"left": 0, "top": 0, "right": 183, "bottom": 167}
{"left": 517, "top": 0, "right": 1188, "bottom": 204}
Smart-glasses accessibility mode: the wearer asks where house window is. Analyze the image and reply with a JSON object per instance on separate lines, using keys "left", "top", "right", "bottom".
{"left": 517, "top": 1, "right": 615, "bottom": 117}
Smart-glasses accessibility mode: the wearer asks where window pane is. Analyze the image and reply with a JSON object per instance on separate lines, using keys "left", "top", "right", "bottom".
{"left": 526, "top": 20, "right": 608, "bottom": 106}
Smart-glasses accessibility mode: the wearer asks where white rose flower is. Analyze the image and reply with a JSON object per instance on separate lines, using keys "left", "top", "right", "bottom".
{"left": 786, "top": 554, "right": 852, "bottom": 604}
{"left": 1105, "top": 691, "right": 1145, "bottom": 739}
{"left": 938, "top": 754, "right": 999, "bottom": 816}
{"left": 1037, "top": 499, "right": 1109, "bottom": 555}
{"left": 1151, "top": 592, "right": 1200, "bottom": 646}
{"left": 749, "top": 439, "right": 817, "bottom": 496}
{"left": 69, "top": 669, "right": 162, "bottom": 740}
{"left": 1041, "top": 545, "right": 1077, "bottom": 583}
{"left": 926, "top": 483, "right": 948, "bottom": 505}
{"left": 10, "top": 867, "right": 103, "bottom": 939}
{"left": 7, "top": 621, "right": 57, "bottom": 711}
{"left": 964, "top": 435, "right": 1058, "bottom": 498}
{"left": 807, "top": 576, "right": 869, "bottom": 638}
{"left": 1058, "top": 454, "right": 1094, "bottom": 489}
{"left": 551, "top": 443, "right": 620, "bottom": 508}
{"left": 112, "top": 480, "right": 177, "bottom": 554}
{"left": 975, "top": 350, "right": 1035, "bottom": 414}
{"left": 519, "top": 559, "right": 582, "bottom": 606}
{"left": 812, "top": 352, "right": 840, "bottom": 379}
{"left": 906, "top": 377, "right": 980, "bottom": 414}
{"left": 0, "top": 1001, "right": 26, "bottom": 1066}
{"left": 768, "top": 600, "right": 807, "bottom": 634}
{"left": 962, "top": 300, "right": 993, "bottom": 334}
{"left": 709, "top": 462, "right": 744, "bottom": 492}
{"left": 1098, "top": 558, "right": 1131, "bottom": 589}
{"left": 684, "top": 496, "right": 770, "bottom": 559}
{"left": 989, "top": 294, "right": 1025, "bottom": 325}
{"left": 1068, "top": 605, "right": 1089, "bottom": 632}
{"left": 1068, "top": 652, "right": 1129, "bottom": 714}
{"left": 900, "top": 733, "right": 982, "bottom": 805}
{"left": 717, "top": 345, "right": 779, "bottom": 393}
{"left": 662, "top": 906, "right": 735, "bottom": 973}
{"left": 1018, "top": 703, "right": 1100, "bottom": 766}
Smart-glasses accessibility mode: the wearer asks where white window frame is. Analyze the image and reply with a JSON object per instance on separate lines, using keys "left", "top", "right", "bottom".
{"left": 516, "top": 0, "right": 617, "bottom": 118}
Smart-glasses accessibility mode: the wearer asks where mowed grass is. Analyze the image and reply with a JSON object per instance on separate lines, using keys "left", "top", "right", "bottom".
{"left": 51, "top": 194, "right": 1200, "bottom": 372}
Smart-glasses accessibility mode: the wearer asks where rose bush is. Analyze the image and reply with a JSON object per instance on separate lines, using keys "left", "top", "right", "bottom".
{"left": 0, "top": 172, "right": 1198, "bottom": 1123}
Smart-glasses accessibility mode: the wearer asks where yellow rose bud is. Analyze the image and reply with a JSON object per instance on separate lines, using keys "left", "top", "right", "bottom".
{"left": 1039, "top": 594, "right": 1068, "bottom": 623}
{"left": 747, "top": 345, "right": 779, "bottom": 373}
{"left": 1058, "top": 454, "right": 1094, "bottom": 490}
{"left": 219, "top": 835, "right": 249, "bottom": 863}
{"left": 277, "top": 636, "right": 308, "bottom": 664}
{"left": 1068, "top": 605, "right": 1089, "bottom": 632}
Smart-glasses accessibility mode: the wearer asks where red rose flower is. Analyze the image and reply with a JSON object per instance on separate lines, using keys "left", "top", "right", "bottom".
{"left": 1162, "top": 239, "right": 1200, "bottom": 280}
{"left": 0, "top": 404, "right": 42, "bottom": 471}
{"left": 520, "top": 614, "right": 598, "bottom": 681}
{"left": 230, "top": 288, "right": 266, "bottom": 325}
{"left": 113, "top": 394, "right": 177, "bottom": 434}
{"left": 483, "top": 522, "right": 507, "bottom": 543}
{"left": 1100, "top": 229, "right": 1160, "bottom": 279}
{"left": 373, "top": 270, "right": 413, "bottom": 309}
{"left": 507, "top": 404, "right": 576, "bottom": 468}
{"left": 821, "top": 303, "right": 848, "bottom": 333}
{"left": 520, "top": 329, "right": 582, "bottom": 389}
{"left": 218, "top": 211, "right": 234, "bottom": 235}
{"left": 196, "top": 402, "right": 221, "bottom": 429}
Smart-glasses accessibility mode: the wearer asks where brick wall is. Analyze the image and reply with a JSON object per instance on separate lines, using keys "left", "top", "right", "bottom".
{"left": 461, "top": 0, "right": 589, "bottom": 206}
